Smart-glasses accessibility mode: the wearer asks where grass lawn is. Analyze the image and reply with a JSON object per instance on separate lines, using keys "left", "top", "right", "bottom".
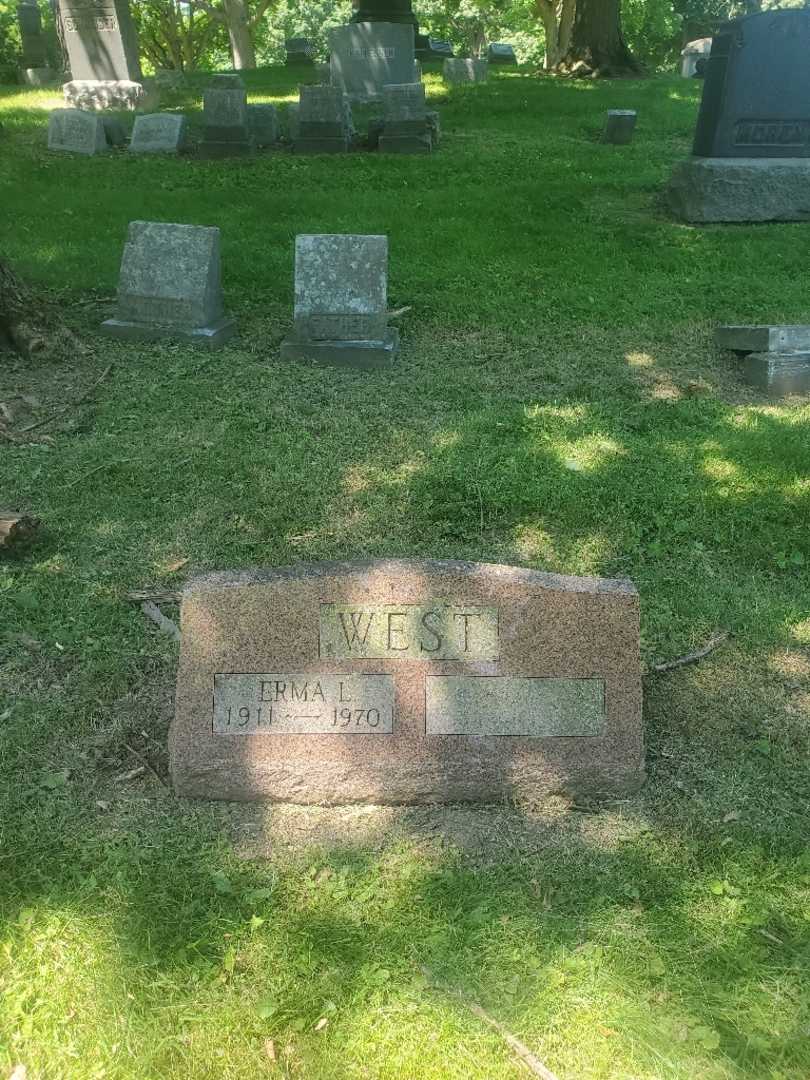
{"left": 1, "top": 65, "right": 809, "bottom": 1080}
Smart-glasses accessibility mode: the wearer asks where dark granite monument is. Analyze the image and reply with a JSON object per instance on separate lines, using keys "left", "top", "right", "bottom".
{"left": 58, "top": 0, "right": 143, "bottom": 109}
{"left": 668, "top": 10, "right": 810, "bottom": 222}
{"left": 351, "top": 0, "right": 436, "bottom": 57}
{"left": 170, "top": 560, "right": 645, "bottom": 804}
{"left": 17, "top": 1, "right": 54, "bottom": 83}
{"left": 285, "top": 37, "right": 315, "bottom": 65}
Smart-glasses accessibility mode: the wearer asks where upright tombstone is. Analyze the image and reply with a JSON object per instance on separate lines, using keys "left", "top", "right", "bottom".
{"left": 421, "top": 38, "right": 453, "bottom": 60}
{"left": 285, "top": 37, "right": 315, "bottom": 65}
{"left": 47, "top": 108, "right": 108, "bottom": 153}
{"left": 487, "top": 42, "right": 517, "bottom": 65}
{"left": 170, "top": 560, "right": 645, "bottom": 804}
{"left": 329, "top": 22, "right": 416, "bottom": 102}
{"left": 200, "top": 76, "right": 252, "bottom": 158}
{"left": 443, "top": 58, "right": 488, "bottom": 84}
{"left": 17, "top": 0, "right": 54, "bottom": 85}
{"left": 129, "top": 112, "right": 187, "bottom": 154}
{"left": 378, "top": 82, "right": 433, "bottom": 154}
{"left": 603, "top": 109, "right": 637, "bottom": 145}
{"left": 58, "top": 0, "right": 143, "bottom": 110}
{"left": 680, "top": 37, "right": 711, "bottom": 78}
{"left": 247, "top": 104, "right": 280, "bottom": 148}
{"left": 280, "top": 234, "right": 398, "bottom": 369}
{"left": 100, "top": 221, "right": 236, "bottom": 348}
{"left": 293, "top": 85, "right": 353, "bottom": 154}
{"left": 668, "top": 10, "right": 810, "bottom": 222}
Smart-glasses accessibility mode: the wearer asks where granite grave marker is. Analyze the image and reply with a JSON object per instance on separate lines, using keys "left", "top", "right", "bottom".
{"left": 669, "top": 10, "right": 810, "bottom": 222}
{"left": 280, "top": 234, "right": 398, "bottom": 369}
{"left": 170, "top": 559, "right": 645, "bottom": 804}
{"left": 100, "top": 221, "right": 236, "bottom": 348}
{"left": 47, "top": 107, "right": 108, "bottom": 153}
{"left": 487, "top": 42, "right": 517, "bottom": 65}
{"left": 378, "top": 81, "right": 433, "bottom": 154}
{"left": 293, "top": 85, "right": 353, "bottom": 154}
{"left": 17, "top": 0, "right": 54, "bottom": 84}
{"left": 200, "top": 79, "right": 252, "bottom": 157}
{"left": 129, "top": 112, "right": 187, "bottom": 154}
{"left": 603, "top": 110, "right": 637, "bottom": 145}
{"left": 716, "top": 324, "right": 810, "bottom": 396}
{"left": 329, "top": 22, "right": 416, "bottom": 102}
{"left": 58, "top": 0, "right": 143, "bottom": 109}
{"left": 443, "top": 58, "right": 488, "bottom": 84}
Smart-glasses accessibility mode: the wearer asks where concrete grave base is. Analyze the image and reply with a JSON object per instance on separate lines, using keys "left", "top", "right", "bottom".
{"left": 100, "top": 315, "right": 236, "bottom": 349}
{"left": 379, "top": 133, "right": 432, "bottom": 153}
{"left": 63, "top": 79, "right": 144, "bottom": 111}
{"left": 280, "top": 329, "right": 399, "bottom": 370}
{"left": 668, "top": 157, "right": 810, "bottom": 222}
{"left": 743, "top": 352, "right": 810, "bottom": 395}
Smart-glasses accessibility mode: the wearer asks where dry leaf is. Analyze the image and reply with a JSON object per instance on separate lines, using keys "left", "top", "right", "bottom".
{"left": 95, "top": 800, "right": 111, "bottom": 812}
{"left": 314, "top": 1017, "right": 329, "bottom": 1032}
{"left": 722, "top": 811, "right": 740, "bottom": 823}
{"left": 166, "top": 557, "right": 190, "bottom": 573}
{"left": 264, "top": 1038, "right": 277, "bottom": 1062}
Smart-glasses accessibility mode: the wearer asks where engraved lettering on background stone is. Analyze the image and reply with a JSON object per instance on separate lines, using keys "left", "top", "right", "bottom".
{"left": 213, "top": 673, "right": 395, "bottom": 734}
{"left": 734, "top": 119, "right": 807, "bottom": 146}
{"left": 320, "top": 603, "right": 499, "bottom": 661}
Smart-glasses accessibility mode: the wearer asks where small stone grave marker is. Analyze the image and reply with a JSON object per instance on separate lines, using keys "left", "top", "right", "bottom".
{"left": 247, "top": 103, "right": 279, "bottom": 147}
{"left": 47, "top": 108, "right": 108, "bottom": 154}
{"left": 130, "top": 113, "right": 187, "bottom": 154}
{"left": 378, "top": 82, "right": 433, "bottom": 154}
{"left": 100, "top": 221, "right": 236, "bottom": 348}
{"left": 330, "top": 22, "right": 417, "bottom": 102}
{"left": 443, "top": 58, "right": 488, "bottom": 84}
{"left": 200, "top": 80, "right": 252, "bottom": 157}
{"left": 487, "top": 42, "right": 517, "bottom": 65}
{"left": 603, "top": 110, "right": 637, "bottom": 145}
{"left": 280, "top": 233, "right": 398, "bottom": 369}
{"left": 170, "top": 559, "right": 645, "bottom": 804}
{"left": 293, "top": 85, "right": 353, "bottom": 154}
{"left": 286, "top": 37, "right": 315, "bottom": 65}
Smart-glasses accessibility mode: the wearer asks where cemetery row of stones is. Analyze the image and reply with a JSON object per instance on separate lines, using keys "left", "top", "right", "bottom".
{"left": 99, "top": 220, "right": 810, "bottom": 394}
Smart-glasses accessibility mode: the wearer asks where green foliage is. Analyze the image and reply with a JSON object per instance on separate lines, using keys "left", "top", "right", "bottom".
{"left": 131, "top": 0, "right": 229, "bottom": 72}
{"left": 252, "top": 0, "right": 352, "bottom": 65}
{"left": 0, "top": 0, "right": 22, "bottom": 83}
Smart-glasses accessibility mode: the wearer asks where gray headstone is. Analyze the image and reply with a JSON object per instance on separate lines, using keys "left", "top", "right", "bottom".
{"left": 329, "top": 22, "right": 416, "bottom": 102}
{"left": 443, "top": 58, "right": 488, "bottom": 84}
{"left": 200, "top": 84, "right": 252, "bottom": 157}
{"left": 294, "top": 85, "right": 353, "bottom": 154}
{"left": 247, "top": 103, "right": 279, "bottom": 147}
{"left": 47, "top": 108, "right": 108, "bottom": 154}
{"left": 100, "top": 221, "right": 236, "bottom": 348}
{"left": 681, "top": 37, "right": 711, "bottom": 79}
{"left": 286, "top": 37, "right": 315, "bottom": 64}
{"left": 487, "top": 42, "right": 517, "bottom": 65}
{"left": 694, "top": 11, "right": 810, "bottom": 158}
{"left": 57, "top": 0, "right": 141, "bottom": 82}
{"left": 21, "top": 67, "right": 56, "bottom": 85}
{"left": 379, "top": 82, "right": 433, "bottom": 154}
{"left": 17, "top": 1, "right": 48, "bottom": 68}
{"left": 130, "top": 113, "right": 187, "bottom": 154}
{"left": 668, "top": 157, "right": 810, "bottom": 223}
{"left": 603, "top": 109, "right": 637, "bottom": 145}
{"left": 280, "top": 234, "right": 398, "bottom": 368}
{"left": 715, "top": 325, "right": 810, "bottom": 353}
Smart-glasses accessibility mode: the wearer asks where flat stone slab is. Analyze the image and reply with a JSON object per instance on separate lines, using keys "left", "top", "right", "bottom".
{"left": 170, "top": 559, "right": 645, "bottom": 805}
{"left": 715, "top": 325, "right": 810, "bottom": 353}
{"left": 280, "top": 329, "right": 399, "bottom": 369}
{"left": 668, "top": 157, "right": 810, "bottom": 222}
{"left": 100, "top": 315, "right": 236, "bottom": 349}
{"left": 743, "top": 352, "right": 810, "bottom": 395}
{"left": 130, "top": 113, "right": 187, "bottom": 154}
{"left": 48, "top": 108, "right": 108, "bottom": 154}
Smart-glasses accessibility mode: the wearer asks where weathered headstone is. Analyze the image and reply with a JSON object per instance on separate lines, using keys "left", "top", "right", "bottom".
{"left": 378, "top": 82, "right": 433, "bottom": 154}
{"left": 199, "top": 79, "right": 252, "bottom": 158}
{"left": 170, "top": 559, "right": 645, "bottom": 804}
{"left": 443, "top": 58, "right": 488, "bottom": 84}
{"left": 129, "top": 112, "right": 186, "bottom": 154}
{"left": 280, "top": 234, "right": 398, "bottom": 368}
{"left": 17, "top": 0, "right": 54, "bottom": 84}
{"left": 47, "top": 108, "right": 108, "bottom": 154}
{"left": 329, "top": 22, "right": 416, "bottom": 102}
{"left": 680, "top": 36, "right": 711, "bottom": 78}
{"left": 603, "top": 109, "right": 637, "bottom": 145}
{"left": 487, "top": 42, "right": 517, "bottom": 65}
{"left": 285, "top": 37, "right": 315, "bottom": 65}
{"left": 716, "top": 324, "right": 810, "bottom": 395}
{"left": 421, "top": 38, "right": 453, "bottom": 60}
{"left": 57, "top": 0, "right": 143, "bottom": 109}
{"left": 668, "top": 11, "right": 810, "bottom": 222}
{"left": 293, "top": 85, "right": 353, "bottom": 154}
{"left": 247, "top": 103, "right": 279, "bottom": 148}
{"left": 100, "top": 221, "right": 236, "bottom": 348}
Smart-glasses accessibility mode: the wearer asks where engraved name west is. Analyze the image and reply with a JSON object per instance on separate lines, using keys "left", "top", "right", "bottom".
{"left": 319, "top": 603, "right": 499, "bottom": 660}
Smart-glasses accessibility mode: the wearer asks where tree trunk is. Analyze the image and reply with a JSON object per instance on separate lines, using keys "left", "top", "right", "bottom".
{"left": 223, "top": 0, "right": 256, "bottom": 69}
{"left": 561, "top": 0, "right": 641, "bottom": 77}
{"left": 536, "top": 0, "right": 576, "bottom": 71}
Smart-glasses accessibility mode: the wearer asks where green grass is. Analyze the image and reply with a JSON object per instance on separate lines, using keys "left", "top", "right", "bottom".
{"left": 1, "top": 65, "right": 810, "bottom": 1079}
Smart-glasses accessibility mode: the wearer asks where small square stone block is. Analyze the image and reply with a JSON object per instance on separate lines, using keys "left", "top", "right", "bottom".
{"left": 743, "top": 352, "right": 810, "bottom": 395}
{"left": 603, "top": 110, "right": 637, "bottom": 145}
{"left": 48, "top": 108, "right": 108, "bottom": 155}
{"left": 443, "top": 58, "right": 488, "bottom": 84}
{"left": 130, "top": 113, "right": 187, "bottom": 154}
{"left": 715, "top": 325, "right": 810, "bottom": 353}
{"left": 280, "top": 329, "right": 399, "bottom": 370}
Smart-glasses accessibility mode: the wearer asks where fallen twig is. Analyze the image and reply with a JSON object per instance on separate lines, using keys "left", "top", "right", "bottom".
{"left": 63, "top": 458, "right": 132, "bottom": 489}
{"left": 123, "top": 741, "right": 168, "bottom": 789}
{"left": 387, "top": 305, "right": 412, "bottom": 320}
{"left": 140, "top": 600, "right": 181, "bottom": 642}
{"left": 17, "top": 364, "right": 112, "bottom": 434}
{"left": 128, "top": 589, "right": 181, "bottom": 605}
{"left": 115, "top": 765, "right": 145, "bottom": 783}
{"left": 652, "top": 631, "right": 729, "bottom": 674}
{"left": 421, "top": 968, "right": 560, "bottom": 1080}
